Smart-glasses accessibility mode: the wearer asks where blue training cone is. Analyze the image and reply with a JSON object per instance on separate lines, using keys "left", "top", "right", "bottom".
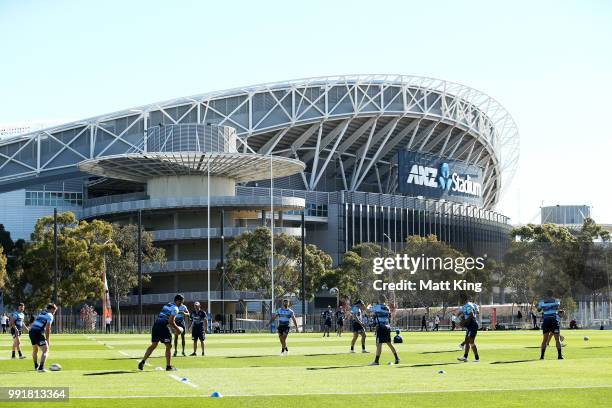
{"left": 211, "top": 391, "right": 223, "bottom": 398}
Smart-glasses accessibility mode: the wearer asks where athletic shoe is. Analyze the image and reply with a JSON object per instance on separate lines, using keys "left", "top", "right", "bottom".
{"left": 11, "top": 356, "right": 15, "bottom": 360}
{"left": 284, "top": 350, "right": 289, "bottom": 356}
{"left": 368, "top": 362, "right": 380, "bottom": 366}
{"left": 394, "top": 359, "right": 400, "bottom": 365}
{"left": 473, "top": 359, "right": 480, "bottom": 363}
{"left": 457, "top": 356, "right": 468, "bottom": 362}
{"left": 201, "top": 352, "right": 205, "bottom": 356}
{"left": 189, "top": 352, "right": 196, "bottom": 356}
{"left": 459, "top": 344, "right": 464, "bottom": 350}
{"left": 37, "top": 368, "right": 47, "bottom": 373}
{"left": 350, "top": 350, "right": 356, "bottom": 353}
{"left": 182, "top": 352, "right": 186, "bottom": 356}
{"left": 280, "top": 351, "right": 285, "bottom": 356}
{"left": 172, "top": 351, "right": 177, "bottom": 357}
{"left": 138, "top": 360, "right": 145, "bottom": 371}
{"left": 558, "top": 355, "right": 564, "bottom": 360}
{"left": 19, "top": 355, "right": 26, "bottom": 359}
{"left": 361, "top": 349, "right": 370, "bottom": 353}
{"left": 166, "top": 366, "right": 177, "bottom": 371}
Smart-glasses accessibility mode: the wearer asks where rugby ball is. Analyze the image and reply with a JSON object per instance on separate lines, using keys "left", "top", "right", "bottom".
{"left": 584, "top": 336, "right": 590, "bottom": 341}
{"left": 50, "top": 363, "right": 62, "bottom": 371}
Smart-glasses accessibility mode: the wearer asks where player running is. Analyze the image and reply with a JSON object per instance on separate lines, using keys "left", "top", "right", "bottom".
{"left": 335, "top": 305, "right": 345, "bottom": 337}
{"left": 28, "top": 303, "right": 57, "bottom": 372}
{"left": 138, "top": 294, "right": 185, "bottom": 371}
{"left": 369, "top": 296, "right": 400, "bottom": 365}
{"left": 322, "top": 305, "right": 333, "bottom": 337}
{"left": 456, "top": 294, "right": 480, "bottom": 362}
{"left": 189, "top": 301, "right": 208, "bottom": 356}
{"left": 538, "top": 290, "right": 564, "bottom": 360}
{"left": 10, "top": 303, "right": 29, "bottom": 359}
{"left": 268, "top": 298, "right": 299, "bottom": 356}
{"left": 349, "top": 300, "right": 369, "bottom": 354}
{"left": 173, "top": 302, "right": 190, "bottom": 357}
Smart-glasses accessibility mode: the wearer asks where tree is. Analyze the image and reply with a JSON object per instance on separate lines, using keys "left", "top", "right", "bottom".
{"left": 1, "top": 237, "right": 27, "bottom": 307}
{"left": 0, "top": 246, "right": 6, "bottom": 292}
{"left": 507, "top": 219, "right": 612, "bottom": 309}
{"left": 105, "top": 224, "right": 166, "bottom": 327}
{"left": 325, "top": 243, "right": 395, "bottom": 304}
{"left": 21, "top": 212, "right": 119, "bottom": 310}
{"left": 225, "top": 227, "right": 333, "bottom": 304}
{"left": 396, "top": 235, "right": 491, "bottom": 315}
{"left": 0, "top": 224, "right": 14, "bottom": 255}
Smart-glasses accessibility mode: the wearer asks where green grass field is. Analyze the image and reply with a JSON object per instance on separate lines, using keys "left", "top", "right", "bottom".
{"left": 1, "top": 330, "right": 611, "bottom": 407}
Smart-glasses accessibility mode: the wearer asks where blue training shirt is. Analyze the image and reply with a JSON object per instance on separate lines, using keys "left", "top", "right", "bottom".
{"left": 371, "top": 303, "right": 391, "bottom": 325}
{"left": 538, "top": 299, "right": 560, "bottom": 320}
{"left": 11, "top": 311, "right": 25, "bottom": 328}
{"left": 31, "top": 311, "right": 54, "bottom": 331}
{"left": 461, "top": 302, "right": 480, "bottom": 324}
{"left": 175, "top": 304, "right": 189, "bottom": 323}
{"left": 350, "top": 305, "right": 363, "bottom": 322}
{"left": 275, "top": 308, "right": 294, "bottom": 326}
{"left": 157, "top": 303, "right": 179, "bottom": 324}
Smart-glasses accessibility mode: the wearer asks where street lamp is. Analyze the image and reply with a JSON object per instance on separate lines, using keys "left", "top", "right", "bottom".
{"left": 329, "top": 287, "right": 339, "bottom": 307}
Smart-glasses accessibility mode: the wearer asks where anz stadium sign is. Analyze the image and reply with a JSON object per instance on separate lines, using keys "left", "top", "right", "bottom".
{"left": 398, "top": 150, "right": 484, "bottom": 206}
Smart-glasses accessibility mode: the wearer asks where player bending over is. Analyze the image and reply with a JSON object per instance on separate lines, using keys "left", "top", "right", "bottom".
{"left": 10, "top": 303, "right": 29, "bottom": 359}
{"left": 138, "top": 294, "right": 185, "bottom": 371}
{"left": 349, "top": 300, "right": 369, "bottom": 353}
{"left": 268, "top": 299, "right": 299, "bottom": 356}
{"left": 189, "top": 301, "right": 208, "bottom": 356}
{"left": 456, "top": 294, "right": 480, "bottom": 362}
{"left": 369, "top": 296, "right": 400, "bottom": 365}
{"left": 173, "top": 302, "right": 190, "bottom": 357}
{"left": 538, "top": 290, "right": 564, "bottom": 360}
{"left": 322, "top": 305, "right": 333, "bottom": 337}
{"left": 28, "top": 303, "right": 57, "bottom": 372}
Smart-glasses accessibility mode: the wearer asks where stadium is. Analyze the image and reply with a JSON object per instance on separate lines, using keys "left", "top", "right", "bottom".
{"left": 0, "top": 74, "right": 520, "bottom": 314}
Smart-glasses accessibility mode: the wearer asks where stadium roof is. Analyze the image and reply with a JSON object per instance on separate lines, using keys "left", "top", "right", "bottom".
{"left": 0, "top": 74, "right": 519, "bottom": 209}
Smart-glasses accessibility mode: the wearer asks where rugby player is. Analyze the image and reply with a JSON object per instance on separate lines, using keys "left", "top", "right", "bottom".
{"left": 10, "top": 303, "right": 28, "bottom": 359}
{"left": 537, "top": 290, "right": 564, "bottom": 360}
{"left": 335, "top": 305, "right": 345, "bottom": 337}
{"left": 138, "top": 294, "right": 185, "bottom": 371}
{"left": 28, "top": 303, "right": 57, "bottom": 372}
{"left": 369, "top": 296, "right": 399, "bottom": 365}
{"left": 349, "top": 300, "right": 369, "bottom": 353}
{"left": 173, "top": 302, "right": 190, "bottom": 357}
{"left": 189, "top": 301, "right": 208, "bottom": 356}
{"left": 322, "top": 305, "right": 333, "bottom": 337}
{"left": 456, "top": 294, "right": 480, "bottom": 362}
{"left": 267, "top": 299, "right": 299, "bottom": 356}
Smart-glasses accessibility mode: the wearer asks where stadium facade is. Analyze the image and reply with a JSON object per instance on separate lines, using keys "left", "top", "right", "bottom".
{"left": 0, "top": 75, "right": 519, "bottom": 312}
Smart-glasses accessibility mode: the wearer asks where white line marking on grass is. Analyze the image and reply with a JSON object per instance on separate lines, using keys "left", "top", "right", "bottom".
{"left": 118, "top": 351, "right": 130, "bottom": 357}
{"left": 68, "top": 384, "right": 612, "bottom": 399}
{"left": 168, "top": 374, "right": 199, "bottom": 388}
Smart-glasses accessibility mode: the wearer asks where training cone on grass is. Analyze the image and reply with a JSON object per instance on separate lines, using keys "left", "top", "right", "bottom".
{"left": 211, "top": 391, "right": 223, "bottom": 398}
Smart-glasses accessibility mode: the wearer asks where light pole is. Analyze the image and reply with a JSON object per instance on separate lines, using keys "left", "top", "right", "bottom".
{"left": 330, "top": 287, "right": 339, "bottom": 307}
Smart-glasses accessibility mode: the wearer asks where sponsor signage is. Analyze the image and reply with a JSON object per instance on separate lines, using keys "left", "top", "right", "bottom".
{"left": 397, "top": 150, "right": 484, "bottom": 206}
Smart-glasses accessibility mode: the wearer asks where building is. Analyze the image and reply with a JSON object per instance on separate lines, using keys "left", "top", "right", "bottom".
{"left": 0, "top": 120, "right": 66, "bottom": 140}
{"left": 0, "top": 75, "right": 520, "bottom": 311}
{"left": 541, "top": 205, "right": 591, "bottom": 227}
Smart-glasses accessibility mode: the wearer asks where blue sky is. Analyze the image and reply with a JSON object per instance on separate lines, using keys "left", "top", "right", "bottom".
{"left": 1, "top": 0, "right": 610, "bottom": 224}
